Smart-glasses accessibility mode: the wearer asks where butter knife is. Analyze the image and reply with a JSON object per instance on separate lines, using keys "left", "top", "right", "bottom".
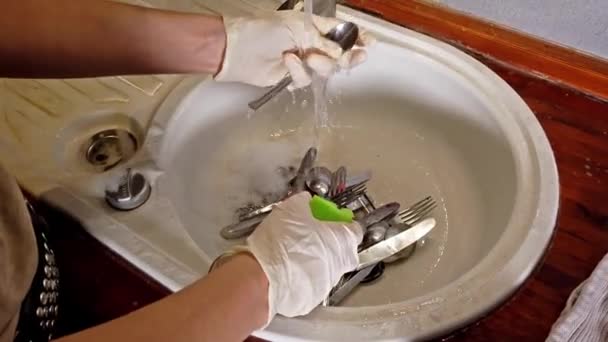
{"left": 357, "top": 218, "right": 436, "bottom": 270}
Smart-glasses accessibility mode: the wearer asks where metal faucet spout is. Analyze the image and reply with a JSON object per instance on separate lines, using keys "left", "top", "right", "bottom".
{"left": 279, "top": 0, "right": 337, "bottom": 18}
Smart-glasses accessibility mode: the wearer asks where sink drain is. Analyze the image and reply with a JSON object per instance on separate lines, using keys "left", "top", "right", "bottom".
{"left": 85, "top": 129, "right": 137, "bottom": 171}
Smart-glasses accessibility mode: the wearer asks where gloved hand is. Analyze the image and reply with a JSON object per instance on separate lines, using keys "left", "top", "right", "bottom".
{"left": 211, "top": 192, "right": 363, "bottom": 326}
{"left": 214, "top": 10, "right": 374, "bottom": 89}
{"left": 249, "top": 191, "right": 363, "bottom": 324}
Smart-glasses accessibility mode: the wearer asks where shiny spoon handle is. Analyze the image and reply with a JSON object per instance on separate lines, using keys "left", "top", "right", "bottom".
{"left": 248, "top": 76, "right": 293, "bottom": 110}
{"left": 220, "top": 213, "right": 268, "bottom": 240}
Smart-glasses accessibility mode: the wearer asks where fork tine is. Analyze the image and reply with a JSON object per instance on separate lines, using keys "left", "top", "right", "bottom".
{"left": 400, "top": 199, "right": 434, "bottom": 216}
{"left": 400, "top": 200, "right": 437, "bottom": 225}
{"left": 331, "top": 183, "right": 366, "bottom": 202}
{"left": 335, "top": 187, "right": 367, "bottom": 207}
{"left": 397, "top": 196, "right": 432, "bottom": 216}
{"left": 333, "top": 188, "right": 367, "bottom": 208}
{"left": 332, "top": 182, "right": 363, "bottom": 197}
{"left": 400, "top": 199, "right": 436, "bottom": 220}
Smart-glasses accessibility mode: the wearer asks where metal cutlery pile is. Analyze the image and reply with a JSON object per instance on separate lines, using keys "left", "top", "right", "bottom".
{"left": 220, "top": 147, "right": 437, "bottom": 305}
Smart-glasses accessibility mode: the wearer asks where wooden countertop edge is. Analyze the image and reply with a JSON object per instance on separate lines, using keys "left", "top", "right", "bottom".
{"left": 344, "top": 0, "right": 608, "bottom": 102}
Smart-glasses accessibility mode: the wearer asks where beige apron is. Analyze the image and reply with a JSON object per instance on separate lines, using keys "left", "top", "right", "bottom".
{"left": 0, "top": 164, "right": 38, "bottom": 342}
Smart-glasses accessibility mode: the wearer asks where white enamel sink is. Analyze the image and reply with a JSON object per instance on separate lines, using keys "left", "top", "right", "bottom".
{"left": 0, "top": 4, "right": 558, "bottom": 342}
{"left": 151, "top": 8, "right": 559, "bottom": 341}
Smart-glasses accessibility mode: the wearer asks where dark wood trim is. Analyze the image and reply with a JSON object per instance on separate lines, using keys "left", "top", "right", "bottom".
{"left": 344, "top": 0, "right": 608, "bottom": 101}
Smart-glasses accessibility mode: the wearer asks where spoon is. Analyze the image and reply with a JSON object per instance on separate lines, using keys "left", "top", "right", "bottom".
{"left": 359, "top": 221, "right": 388, "bottom": 251}
{"left": 248, "top": 22, "right": 360, "bottom": 110}
{"left": 291, "top": 147, "right": 317, "bottom": 193}
{"left": 305, "top": 166, "right": 333, "bottom": 197}
{"left": 329, "top": 166, "right": 347, "bottom": 198}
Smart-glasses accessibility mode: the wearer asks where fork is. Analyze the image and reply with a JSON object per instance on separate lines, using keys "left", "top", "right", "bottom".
{"left": 324, "top": 195, "right": 436, "bottom": 306}
{"left": 382, "top": 196, "right": 437, "bottom": 264}
{"left": 331, "top": 182, "right": 367, "bottom": 208}
{"left": 395, "top": 196, "right": 437, "bottom": 226}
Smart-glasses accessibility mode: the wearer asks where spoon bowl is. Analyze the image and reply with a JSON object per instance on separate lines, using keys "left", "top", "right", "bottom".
{"left": 305, "top": 166, "right": 333, "bottom": 197}
{"left": 325, "top": 22, "right": 359, "bottom": 51}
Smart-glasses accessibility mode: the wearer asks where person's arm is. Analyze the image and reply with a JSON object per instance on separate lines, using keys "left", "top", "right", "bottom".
{"left": 0, "top": 0, "right": 225, "bottom": 78}
{"left": 55, "top": 253, "right": 268, "bottom": 342}
{"left": 55, "top": 192, "right": 363, "bottom": 342}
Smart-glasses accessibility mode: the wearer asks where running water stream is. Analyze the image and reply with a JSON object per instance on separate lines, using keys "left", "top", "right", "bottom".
{"left": 304, "top": 0, "right": 331, "bottom": 147}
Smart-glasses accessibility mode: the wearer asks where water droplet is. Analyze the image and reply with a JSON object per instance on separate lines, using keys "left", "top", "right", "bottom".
{"left": 586, "top": 157, "right": 591, "bottom": 162}
{"left": 586, "top": 171, "right": 593, "bottom": 177}
{"left": 585, "top": 164, "right": 591, "bottom": 170}
{"left": 301, "top": 99, "right": 308, "bottom": 108}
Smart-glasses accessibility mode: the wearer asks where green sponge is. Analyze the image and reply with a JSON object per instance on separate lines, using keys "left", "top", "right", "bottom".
{"left": 309, "top": 195, "right": 354, "bottom": 223}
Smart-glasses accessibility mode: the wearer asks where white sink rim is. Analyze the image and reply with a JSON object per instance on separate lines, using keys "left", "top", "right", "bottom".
{"left": 153, "top": 7, "right": 559, "bottom": 342}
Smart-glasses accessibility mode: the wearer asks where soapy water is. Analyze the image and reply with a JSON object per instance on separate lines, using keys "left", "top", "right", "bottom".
{"left": 171, "top": 92, "right": 495, "bottom": 306}
{"left": 169, "top": 3, "right": 488, "bottom": 304}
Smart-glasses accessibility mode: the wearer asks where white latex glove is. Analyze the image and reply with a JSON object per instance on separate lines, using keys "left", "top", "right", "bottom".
{"left": 214, "top": 10, "right": 374, "bottom": 89}
{"left": 216, "top": 192, "right": 363, "bottom": 326}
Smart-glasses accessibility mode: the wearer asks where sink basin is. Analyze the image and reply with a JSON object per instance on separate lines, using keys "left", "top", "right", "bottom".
{"left": 153, "top": 8, "right": 559, "bottom": 341}
{"left": 0, "top": 3, "right": 558, "bottom": 341}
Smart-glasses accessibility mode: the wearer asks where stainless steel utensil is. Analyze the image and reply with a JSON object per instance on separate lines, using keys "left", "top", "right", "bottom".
{"left": 358, "top": 202, "right": 400, "bottom": 229}
{"left": 324, "top": 216, "right": 436, "bottom": 306}
{"left": 329, "top": 166, "right": 347, "bottom": 198}
{"left": 360, "top": 261, "right": 385, "bottom": 284}
{"left": 344, "top": 170, "right": 372, "bottom": 189}
{"left": 396, "top": 196, "right": 437, "bottom": 226}
{"left": 305, "top": 166, "right": 333, "bottom": 197}
{"left": 383, "top": 225, "right": 417, "bottom": 263}
{"left": 238, "top": 202, "right": 280, "bottom": 222}
{"left": 222, "top": 173, "right": 367, "bottom": 240}
{"left": 357, "top": 218, "right": 436, "bottom": 269}
{"left": 384, "top": 196, "right": 436, "bottom": 263}
{"left": 292, "top": 147, "right": 317, "bottom": 192}
{"left": 359, "top": 221, "right": 388, "bottom": 250}
{"left": 220, "top": 213, "right": 268, "bottom": 240}
{"left": 332, "top": 182, "right": 367, "bottom": 208}
{"left": 248, "top": 22, "right": 360, "bottom": 110}
{"left": 326, "top": 265, "right": 375, "bottom": 306}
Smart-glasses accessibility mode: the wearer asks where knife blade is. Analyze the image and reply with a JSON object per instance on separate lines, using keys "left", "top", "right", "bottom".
{"left": 357, "top": 218, "right": 436, "bottom": 270}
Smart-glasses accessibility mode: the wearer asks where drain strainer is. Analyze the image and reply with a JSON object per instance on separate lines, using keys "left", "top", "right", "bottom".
{"left": 105, "top": 168, "right": 151, "bottom": 211}
{"left": 85, "top": 129, "right": 137, "bottom": 171}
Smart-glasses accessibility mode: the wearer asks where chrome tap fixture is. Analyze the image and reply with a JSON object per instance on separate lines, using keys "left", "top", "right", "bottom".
{"left": 278, "top": 0, "right": 338, "bottom": 17}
